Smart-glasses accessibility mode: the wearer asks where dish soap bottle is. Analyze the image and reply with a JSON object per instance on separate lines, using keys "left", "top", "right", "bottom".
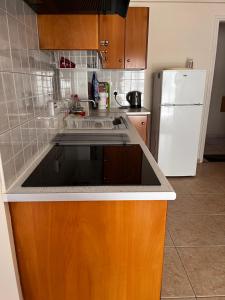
{"left": 91, "top": 72, "right": 99, "bottom": 109}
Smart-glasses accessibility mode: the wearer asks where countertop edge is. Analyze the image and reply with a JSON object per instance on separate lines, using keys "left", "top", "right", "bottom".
{"left": 3, "top": 191, "right": 176, "bottom": 202}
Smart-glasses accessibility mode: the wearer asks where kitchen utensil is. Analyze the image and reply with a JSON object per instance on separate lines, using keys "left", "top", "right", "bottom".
{"left": 126, "top": 91, "right": 142, "bottom": 108}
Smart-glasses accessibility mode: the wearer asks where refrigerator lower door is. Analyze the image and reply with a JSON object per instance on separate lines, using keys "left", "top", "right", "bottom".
{"left": 158, "top": 105, "right": 203, "bottom": 176}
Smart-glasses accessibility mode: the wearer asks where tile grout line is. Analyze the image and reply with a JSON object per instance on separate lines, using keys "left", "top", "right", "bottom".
{"left": 167, "top": 212, "right": 197, "bottom": 298}
{"left": 175, "top": 245, "right": 198, "bottom": 299}
{"left": 165, "top": 227, "right": 197, "bottom": 298}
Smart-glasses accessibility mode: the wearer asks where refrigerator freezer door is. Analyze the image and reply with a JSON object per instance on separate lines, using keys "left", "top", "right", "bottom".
{"left": 161, "top": 70, "right": 206, "bottom": 105}
{"left": 158, "top": 105, "right": 203, "bottom": 176}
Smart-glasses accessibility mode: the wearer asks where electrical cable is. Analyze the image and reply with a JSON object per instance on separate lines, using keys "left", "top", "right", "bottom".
{"left": 113, "top": 91, "right": 127, "bottom": 108}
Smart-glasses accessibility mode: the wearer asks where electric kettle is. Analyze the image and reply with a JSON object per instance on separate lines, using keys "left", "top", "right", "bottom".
{"left": 126, "top": 91, "right": 142, "bottom": 108}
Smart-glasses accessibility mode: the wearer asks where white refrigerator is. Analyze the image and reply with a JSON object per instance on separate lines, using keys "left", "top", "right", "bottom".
{"left": 150, "top": 69, "right": 206, "bottom": 176}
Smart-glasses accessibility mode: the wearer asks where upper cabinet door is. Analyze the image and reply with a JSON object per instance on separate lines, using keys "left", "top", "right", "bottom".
{"left": 125, "top": 8, "right": 149, "bottom": 69}
{"left": 38, "top": 15, "right": 98, "bottom": 50}
{"left": 99, "top": 15, "right": 125, "bottom": 69}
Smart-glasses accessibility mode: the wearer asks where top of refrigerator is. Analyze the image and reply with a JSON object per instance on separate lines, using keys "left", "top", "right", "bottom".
{"left": 158, "top": 69, "right": 206, "bottom": 106}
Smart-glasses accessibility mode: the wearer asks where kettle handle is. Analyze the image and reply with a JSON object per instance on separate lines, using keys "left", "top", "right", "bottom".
{"left": 126, "top": 92, "right": 131, "bottom": 104}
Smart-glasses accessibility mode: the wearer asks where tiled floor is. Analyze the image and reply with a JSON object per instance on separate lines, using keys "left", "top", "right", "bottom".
{"left": 161, "top": 162, "right": 225, "bottom": 300}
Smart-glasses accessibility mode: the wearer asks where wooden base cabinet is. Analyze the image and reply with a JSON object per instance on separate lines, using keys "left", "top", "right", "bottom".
{"left": 10, "top": 201, "right": 167, "bottom": 300}
{"left": 128, "top": 115, "right": 150, "bottom": 145}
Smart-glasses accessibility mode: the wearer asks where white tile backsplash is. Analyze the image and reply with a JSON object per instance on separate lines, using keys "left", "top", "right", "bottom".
{"left": 95, "top": 70, "right": 145, "bottom": 107}
{"left": 2, "top": 72, "right": 16, "bottom": 100}
{"left": 0, "top": 0, "right": 57, "bottom": 190}
{"left": 2, "top": 158, "right": 16, "bottom": 188}
{"left": 0, "top": 131, "right": 13, "bottom": 163}
{"left": 59, "top": 68, "right": 145, "bottom": 108}
{"left": 0, "top": 102, "right": 9, "bottom": 132}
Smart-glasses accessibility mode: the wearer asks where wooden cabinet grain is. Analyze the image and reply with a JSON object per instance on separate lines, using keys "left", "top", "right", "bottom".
{"left": 99, "top": 15, "right": 125, "bottom": 69}
{"left": 37, "top": 15, "right": 99, "bottom": 50}
{"left": 37, "top": 8, "right": 149, "bottom": 69}
{"left": 128, "top": 115, "right": 149, "bottom": 145}
{"left": 9, "top": 201, "right": 167, "bottom": 300}
{"left": 125, "top": 8, "right": 149, "bottom": 69}
{"left": 99, "top": 8, "right": 149, "bottom": 69}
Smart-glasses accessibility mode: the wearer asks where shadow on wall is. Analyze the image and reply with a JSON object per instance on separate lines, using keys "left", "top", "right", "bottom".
{"left": 205, "top": 22, "right": 225, "bottom": 155}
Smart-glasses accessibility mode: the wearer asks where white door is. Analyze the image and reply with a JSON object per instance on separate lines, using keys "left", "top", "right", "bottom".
{"left": 158, "top": 105, "right": 203, "bottom": 176}
{"left": 161, "top": 70, "right": 206, "bottom": 105}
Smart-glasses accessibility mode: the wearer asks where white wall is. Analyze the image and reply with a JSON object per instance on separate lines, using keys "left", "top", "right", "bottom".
{"left": 206, "top": 22, "right": 225, "bottom": 138}
{"left": 131, "top": 0, "right": 225, "bottom": 159}
{"left": 130, "top": 1, "right": 225, "bottom": 109}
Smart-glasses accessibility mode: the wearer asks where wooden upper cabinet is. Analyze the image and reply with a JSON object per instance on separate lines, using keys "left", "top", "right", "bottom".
{"left": 37, "top": 15, "right": 98, "bottom": 50}
{"left": 99, "top": 15, "right": 125, "bottom": 69}
{"left": 37, "top": 8, "right": 149, "bottom": 69}
{"left": 125, "top": 8, "right": 149, "bottom": 69}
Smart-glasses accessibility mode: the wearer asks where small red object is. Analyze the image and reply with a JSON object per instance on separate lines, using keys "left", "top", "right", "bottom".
{"left": 60, "top": 57, "right": 76, "bottom": 68}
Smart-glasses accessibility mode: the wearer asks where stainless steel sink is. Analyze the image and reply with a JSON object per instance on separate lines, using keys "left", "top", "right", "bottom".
{"left": 53, "top": 133, "right": 130, "bottom": 144}
{"left": 64, "top": 116, "right": 127, "bottom": 130}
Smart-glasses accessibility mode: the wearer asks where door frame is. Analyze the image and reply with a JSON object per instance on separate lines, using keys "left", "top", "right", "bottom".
{"left": 198, "top": 16, "right": 225, "bottom": 162}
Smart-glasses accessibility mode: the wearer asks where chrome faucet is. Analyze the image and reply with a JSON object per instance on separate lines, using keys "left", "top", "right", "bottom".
{"left": 79, "top": 99, "right": 97, "bottom": 108}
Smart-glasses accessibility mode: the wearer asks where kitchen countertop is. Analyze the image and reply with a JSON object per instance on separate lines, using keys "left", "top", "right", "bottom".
{"left": 96, "top": 107, "right": 151, "bottom": 115}
{"left": 3, "top": 109, "right": 176, "bottom": 202}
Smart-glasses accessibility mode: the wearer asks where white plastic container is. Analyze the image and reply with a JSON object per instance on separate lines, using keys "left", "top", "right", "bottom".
{"left": 47, "top": 100, "right": 55, "bottom": 116}
{"left": 98, "top": 92, "right": 108, "bottom": 110}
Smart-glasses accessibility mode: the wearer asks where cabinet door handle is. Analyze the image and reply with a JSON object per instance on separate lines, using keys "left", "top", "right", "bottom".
{"left": 141, "top": 122, "right": 145, "bottom": 125}
{"left": 118, "top": 58, "right": 122, "bottom": 63}
{"left": 99, "top": 40, "right": 109, "bottom": 47}
{"left": 127, "top": 59, "right": 131, "bottom": 62}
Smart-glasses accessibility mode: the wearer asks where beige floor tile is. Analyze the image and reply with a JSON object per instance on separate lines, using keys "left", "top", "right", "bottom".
{"left": 168, "top": 194, "right": 225, "bottom": 216}
{"left": 161, "top": 248, "right": 195, "bottom": 298}
{"left": 196, "top": 162, "right": 225, "bottom": 178}
{"left": 169, "top": 178, "right": 191, "bottom": 194}
{"left": 164, "top": 230, "right": 175, "bottom": 247}
{"left": 178, "top": 247, "right": 225, "bottom": 297}
{"left": 168, "top": 194, "right": 194, "bottom": 215}
{"left": 188, "top": 178, "right": 225, "bottom": 194}
{"left": 169, "top": 163, "right": 225, "bottom": 195}
{"left": 198, "top": 298, "right": 225, "bottom": 300}
{"left": 168, "top": 214, "right": 225, "bottom": 246}
{"left": 162, "top": 298, "right": 195, "bottom": 300}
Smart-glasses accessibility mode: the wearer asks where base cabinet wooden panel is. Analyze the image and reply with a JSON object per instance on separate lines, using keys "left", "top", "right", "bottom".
{"left": 10, "top": 201, "right": 167, "bottom": 300}
{"left": 128, "top": 115, "right": 150, "bottom": 145}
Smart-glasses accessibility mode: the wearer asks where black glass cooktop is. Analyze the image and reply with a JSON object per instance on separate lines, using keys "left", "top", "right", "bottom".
{"left": 22, "top": 144, "right": 161, "bottom": 187}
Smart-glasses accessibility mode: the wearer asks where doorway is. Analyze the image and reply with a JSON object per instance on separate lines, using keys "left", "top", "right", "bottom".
{"left": 204, "top": 22, "right": 225, "bottom": 161}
